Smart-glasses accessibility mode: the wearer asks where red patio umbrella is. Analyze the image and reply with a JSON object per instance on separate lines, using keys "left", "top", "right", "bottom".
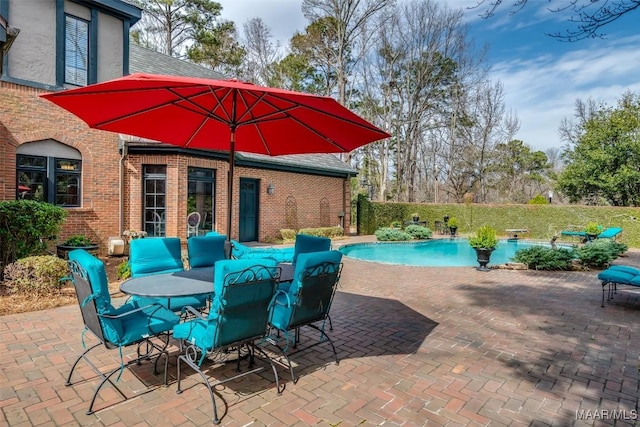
{"left": 40, "top": 73, "right": 390, "bottom": 239}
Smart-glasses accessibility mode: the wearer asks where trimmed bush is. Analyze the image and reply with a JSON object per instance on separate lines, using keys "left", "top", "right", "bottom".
{"left": 512, "top": 246, "right": 576, "bottom": 270}
{"left": 117, "top": 259, "right": 131, "bottom": 280}
{"left": 577, "top": 240, "right": 623, "bottom": 268}
{"left": 0, "top": 200, "right": 67, "bottom": 278}
{"left": 298, "top": 226, "right": 344, "bottom": 238}
{"left": 2, "top": 256, "right": 70, "bottom": 295}
{"left": 404, "top": 224, "right": 432, "bottom": 240}
{"left": 279, "top": 229, "right": 297, "bottom": 241}
{"left": 375, "top": 228, "right": 412, "bottom": 241}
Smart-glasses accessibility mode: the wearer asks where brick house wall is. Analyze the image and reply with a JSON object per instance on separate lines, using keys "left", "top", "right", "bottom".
{"left": 2, "top": 81, "right": 353, "bottom": 253}
{"left": 125, "top": 153, "right": 351, "bottom": 242}
{"left": 1, "top": 81, "right": 121, "bottom": 248}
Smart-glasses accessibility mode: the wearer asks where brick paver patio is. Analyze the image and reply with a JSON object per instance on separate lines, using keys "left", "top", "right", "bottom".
{"left": 1, "top": 238, "right": 639, "bottom": 426}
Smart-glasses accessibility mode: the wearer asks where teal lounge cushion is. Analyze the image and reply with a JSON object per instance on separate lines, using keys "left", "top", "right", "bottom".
{"left": 597, "top": 269, "right": 635, "bottom": 284}
{"left": 597, "top": 227, "right": 622, "bottom": 239}
{"left": 607, "top": 265, "right": 640, "bottom": 276}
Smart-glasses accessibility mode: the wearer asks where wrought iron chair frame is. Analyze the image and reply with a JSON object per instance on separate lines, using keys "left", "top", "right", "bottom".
{"left": 66, "top": 260, "right": 175, "bottom": 415}
{"left": 268, "top": 259, "right": 343, "bottom": 383}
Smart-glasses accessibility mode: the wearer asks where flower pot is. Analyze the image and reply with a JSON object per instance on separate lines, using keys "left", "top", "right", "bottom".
{"left": 56, "top": 244, "right": 99, "bottom": 260}
{"left": 412, "top": 216, "right": 419, "bottom": 222}
{"left": 449, "top": 226, "right": 457, "bottom": 237}
{"left": 474, "top": 248, "right": 494, "bottom": 272}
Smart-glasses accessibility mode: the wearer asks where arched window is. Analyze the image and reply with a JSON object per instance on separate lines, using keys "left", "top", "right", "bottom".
{"left": 16, "top": 140, "right": 82, "bottom": 207}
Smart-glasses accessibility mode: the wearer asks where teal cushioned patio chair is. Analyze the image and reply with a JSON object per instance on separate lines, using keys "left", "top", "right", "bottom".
{"left": 67, "top": 249, "right": 180, "bottom": 415}
{"left": 129, "top": 237, "right": 209, "bottom": 312}
{"left": 597, "top": 264, "right": 640, "bottom": 307}
{"left": 173, "top": 258, "right": 282, "bottom": 425}
{"left": 268, "top": 250, "right": 343, "bottom": 383}
{"left": 187, "top": 235, "right": 229, "bottom": 268}
{"left": 292, "top": 234, "right": 332, "bottom": 264}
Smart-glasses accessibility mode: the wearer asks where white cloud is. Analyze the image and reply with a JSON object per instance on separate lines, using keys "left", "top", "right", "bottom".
{"left": 218, "top": 0, "right": 305, "bottom": 43}
{"left": 491, "top": 35, "right": 640, "bottom": 151}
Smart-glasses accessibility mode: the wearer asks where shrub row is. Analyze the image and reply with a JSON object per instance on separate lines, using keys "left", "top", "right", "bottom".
{"left": 279, "top": 226, "right": 344, "bottom": 242}
{"left": 512, "top": 240, "right": 628, "bottom": 270}
{"left": 374, "top": 225, "right": 432, "bottom": 241}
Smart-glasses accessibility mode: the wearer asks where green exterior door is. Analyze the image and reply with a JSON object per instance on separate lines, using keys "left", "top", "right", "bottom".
{"left": 239, "top": 178, "right": 259, "bottom": 242}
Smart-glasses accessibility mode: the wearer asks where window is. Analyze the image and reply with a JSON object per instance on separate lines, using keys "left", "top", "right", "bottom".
{"left": 143, "top": 165, "right": 167, "bottom": 237}
{"left": 65, "top": 15, "right": 89, "bottom": 86}
{"left": 16, "top": 155, "right": 82, "bottom": 207}
{"left": 187, "top": 167, "right": 216, "bottom": 236}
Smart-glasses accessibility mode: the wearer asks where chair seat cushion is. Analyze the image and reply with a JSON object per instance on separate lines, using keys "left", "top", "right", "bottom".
{"left": 173, "top": 318, "right": 216, "bottom": 351}
{"left": 117, "top": 305, "right": 180, "bottom": 346}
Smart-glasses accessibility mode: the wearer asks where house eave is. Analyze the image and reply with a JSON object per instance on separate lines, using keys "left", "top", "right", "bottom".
{"left": 125, "top": 144, "right": 356, "bottom": 179}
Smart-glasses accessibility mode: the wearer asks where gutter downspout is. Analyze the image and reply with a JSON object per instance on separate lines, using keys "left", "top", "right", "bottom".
{"left": 119, "top": 138, "right": 128, "bottom": 236}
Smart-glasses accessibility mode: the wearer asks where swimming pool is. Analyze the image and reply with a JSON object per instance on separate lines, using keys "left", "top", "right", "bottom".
{"left": 338, "top": 239, "right": 557, "bottom": 267}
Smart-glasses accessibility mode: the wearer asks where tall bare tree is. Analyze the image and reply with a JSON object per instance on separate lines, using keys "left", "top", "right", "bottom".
{"left": 470, "top": 0, "right": 640, "bottom": 41}
{"left": 302, "top": 0, "right": 393, "bottom": 105}
{"left": 239, "top": 18, "right": 282, "bottom": 85}
{"left": 131, "top": 0, "right": 224, "bottom": 57}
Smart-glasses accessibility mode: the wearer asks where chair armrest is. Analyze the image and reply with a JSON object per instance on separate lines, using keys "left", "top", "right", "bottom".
{"left": 181, "top": 305, "right": 207, "bottom": 319}
{"left": 98, "top": 302, "right": 167, "bottom": 319}
{"left": 270, "top": 289, "right": 292, "bottom": 308}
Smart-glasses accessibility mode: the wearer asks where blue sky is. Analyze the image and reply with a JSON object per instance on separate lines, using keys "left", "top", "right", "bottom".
{"left": 218, "top": 0, "right": 640, "bottom": 152}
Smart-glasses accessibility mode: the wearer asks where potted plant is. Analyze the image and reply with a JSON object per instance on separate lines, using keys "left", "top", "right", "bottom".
{"left": 411, "top": 212, "right": 420, "bottom": 222}
{"left": 468, "top": 225, "right": 499, "bottom": 271}
{"left": 56, "top": 234, "right": 99, "bottom": 259}
{"left": 584, "top": 222, "right": 602, "bottom": 242}
{"left": 447, "top": 217, "right": 459, "bottom": 236}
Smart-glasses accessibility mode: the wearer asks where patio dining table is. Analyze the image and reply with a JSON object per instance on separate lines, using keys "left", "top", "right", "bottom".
{"left": 120, "top": 263, "right": 295, "bottom": 300}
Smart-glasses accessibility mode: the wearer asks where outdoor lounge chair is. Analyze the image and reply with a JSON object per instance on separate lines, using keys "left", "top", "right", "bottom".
{"left": 597, "top": 264, "right": 640, "bottom": 307}
{"left": 66, "top": 249, "right": 180, "bottom": 415}
{"left": 561, "top": 226, "right": 623, "bottom": 242}
{"left": 129, "top": 237, "right": 209, "bottom": 312}
{"left": 268, "top": 250, "right": 343, "bottom": 383}
{"left": 173, "top": 258, "right": 282, "bottom": 424}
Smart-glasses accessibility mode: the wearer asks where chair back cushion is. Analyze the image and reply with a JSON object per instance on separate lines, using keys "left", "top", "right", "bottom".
{"left": 205, "top": 232, "right": 232, "bottom": 258}
{"left": 188, "top": 235, "right": 228, "bottom": 268}
{"left": 292, "top": 234, "right": 332, "bottom": 263}
{"left": 130, "top": 237, "right": 184, "bottom": 277}
{"left": 270, "top": 250, "right": 342, "bottom": 331}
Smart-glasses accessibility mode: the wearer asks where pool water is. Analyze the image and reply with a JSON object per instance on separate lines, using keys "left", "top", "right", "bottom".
{"left": 338, "top": 239, "right": 555, "bottom": 267}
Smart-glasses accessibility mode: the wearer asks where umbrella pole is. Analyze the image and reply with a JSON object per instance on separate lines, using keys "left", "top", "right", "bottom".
{"left": 226, "top": 130, "right": 236, "bottom": 241}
